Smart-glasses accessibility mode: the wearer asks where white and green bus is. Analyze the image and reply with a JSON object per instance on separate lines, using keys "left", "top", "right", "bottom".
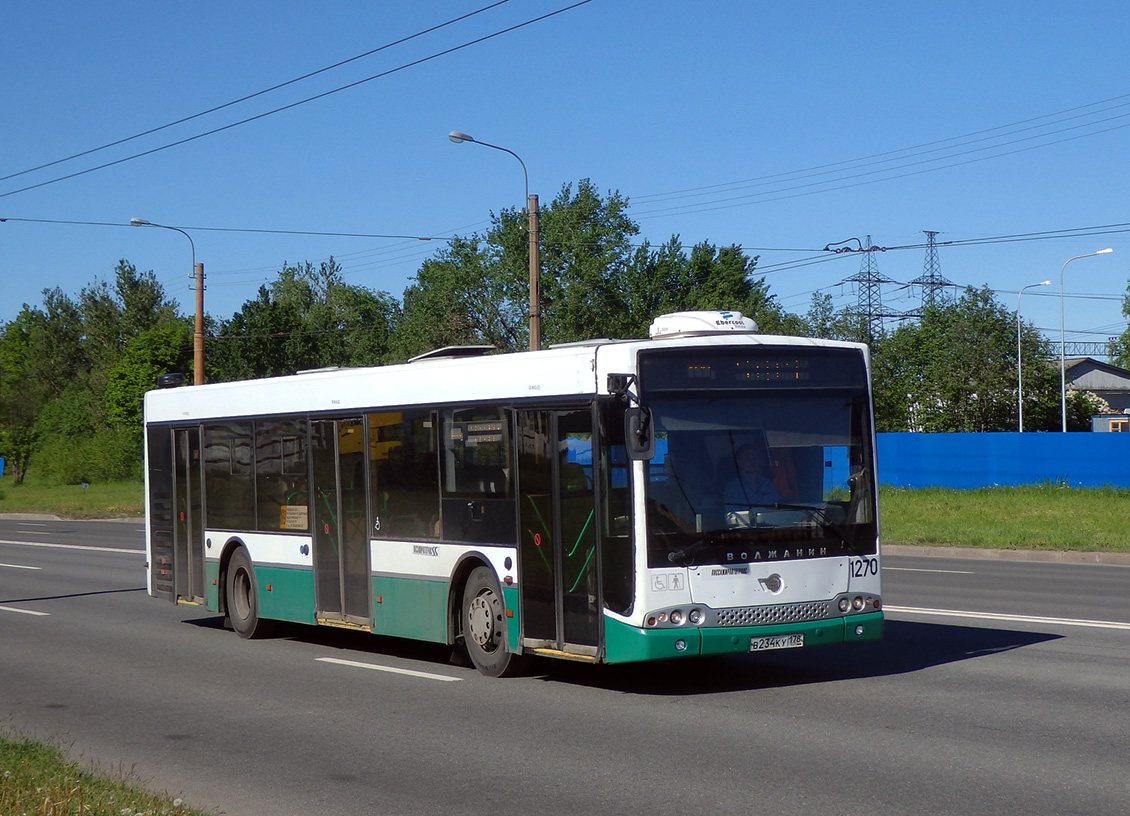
{"left": 144, "top": 311, "right": 882, "bottom": 676}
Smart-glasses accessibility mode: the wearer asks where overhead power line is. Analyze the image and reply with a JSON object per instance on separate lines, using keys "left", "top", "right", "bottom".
{"left": 633, "top": 92, "right": 1130, "bottom": 205}
{"left": 631, "top": 92, "right": 1130, "bottom": 220}
{"left": 0, "top": 216, "right": 439, "bottom": 241}
{"left": 0, "top": 0, "right": 594, "bottom": 200}
{"left": 0, "top": 1, "right": 514, "bottom": 185}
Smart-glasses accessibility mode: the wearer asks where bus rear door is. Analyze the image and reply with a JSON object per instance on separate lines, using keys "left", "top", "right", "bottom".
{"left": 145, "top": 426, "right": 204, "bottom": 604}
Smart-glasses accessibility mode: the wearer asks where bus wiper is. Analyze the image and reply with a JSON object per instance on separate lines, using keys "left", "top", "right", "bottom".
{"left": 769, "top": 503, "right": 858, "bottom": 551}
{"left": 668, "top": 537, "right": 711, "bottom": 566}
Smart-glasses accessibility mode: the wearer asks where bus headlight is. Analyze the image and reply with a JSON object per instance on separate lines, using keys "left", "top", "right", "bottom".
{"left": 838, "top": 597, "right": 850, "bottom": 613}
{"left": 688, "top": 608, "right": 703, "bottom": 625}
{"left": 670, "top": 609, "right": 684, "bottom": 625}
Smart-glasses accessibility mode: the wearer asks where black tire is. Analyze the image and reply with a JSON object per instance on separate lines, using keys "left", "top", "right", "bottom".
{"left": 461, "top": 566, "right": 519, "bottom": 677}
{"left": 226, "top": 547, "right": 275, "bottom": 639}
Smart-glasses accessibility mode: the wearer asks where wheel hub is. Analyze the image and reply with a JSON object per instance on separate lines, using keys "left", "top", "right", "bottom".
{"left": 467, "top": 594, "right": 497, "bottom": 649}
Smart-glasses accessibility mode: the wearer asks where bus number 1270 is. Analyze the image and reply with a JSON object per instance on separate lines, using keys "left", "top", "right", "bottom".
{"left": 849, "top": 557, "right": 878, "bottom": 578}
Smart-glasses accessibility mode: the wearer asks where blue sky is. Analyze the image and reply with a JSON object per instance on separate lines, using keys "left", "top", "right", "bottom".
{"left": 2, "top": 1, "right": 1127, "bottom": 350}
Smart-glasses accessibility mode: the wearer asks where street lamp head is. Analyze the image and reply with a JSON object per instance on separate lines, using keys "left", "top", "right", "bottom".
{"left": 129, "top": 217, "right": 151, "bottom": 227}
{"left": 1097, "top": 248, "right": 1113, "bottom": 255}
{"left": 448, "top": 130, "right": 474, "bottom": 144}
{"left": 1038, "top": 280, "right": 1051, "bottom": 286}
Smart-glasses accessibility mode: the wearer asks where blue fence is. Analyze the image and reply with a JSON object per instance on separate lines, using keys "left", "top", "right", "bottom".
{"left": 877, "top": 432, "right": 1130, "bottom": 489}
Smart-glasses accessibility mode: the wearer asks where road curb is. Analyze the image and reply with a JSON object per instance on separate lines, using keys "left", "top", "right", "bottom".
{"left": 884, "top": 543, "right": 1130, "bottom": 565}
{"left": 0, "top": 514, "right": 141, "bottom": 522}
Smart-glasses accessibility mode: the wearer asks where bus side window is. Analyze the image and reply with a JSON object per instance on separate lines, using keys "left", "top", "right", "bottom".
{"left": 369, "top": 410, "right": 439, "bottom": 540}
{"left": 203, "top": 422, "right": 255, "bottom": 531}
{"left": 255, "top": 420, "right": 308, "bottom": 532}
{"left": 439, "top": 407, "right": 516, "bottom": 544}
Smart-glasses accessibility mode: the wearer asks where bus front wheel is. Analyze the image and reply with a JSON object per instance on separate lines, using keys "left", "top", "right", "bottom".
{"left": 226, "top": 547, "right": 275, "bottom": 639}
{"left": 461, "top": 566, "right": 519, "bottom": 677}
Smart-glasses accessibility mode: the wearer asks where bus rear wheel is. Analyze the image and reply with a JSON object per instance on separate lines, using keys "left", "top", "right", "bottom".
{"left": 462, "top": 566, "right": 519, "bottom": 677}
{"left": 226, "top": 547, "right": 275, "bottom": 639}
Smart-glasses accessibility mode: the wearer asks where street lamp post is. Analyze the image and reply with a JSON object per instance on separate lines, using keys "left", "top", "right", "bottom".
{"left": 1059, "top": 249, "right": 1113, "bottom": 431}
{"left": 1016, "top": 280, "right": 1050, "bottom": 432}
{"left": 449, "top": 131, "right": 541, "bottom": 351}
{"left": 131, "top": 217, "right": 205, "bottom": 385}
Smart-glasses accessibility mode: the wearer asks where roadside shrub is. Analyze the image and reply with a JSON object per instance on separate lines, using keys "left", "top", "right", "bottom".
{"left": 33, "top": 427, "right": 141, "bottom": 484}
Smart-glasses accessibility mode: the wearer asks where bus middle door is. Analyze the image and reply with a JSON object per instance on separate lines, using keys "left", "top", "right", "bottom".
{"left": 311, "top": 418, "right": 371, "bottom": 628}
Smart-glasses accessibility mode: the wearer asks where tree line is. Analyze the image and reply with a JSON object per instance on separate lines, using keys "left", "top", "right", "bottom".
{"left": 0, "top": 179, "right": 1114, "bottom": 484}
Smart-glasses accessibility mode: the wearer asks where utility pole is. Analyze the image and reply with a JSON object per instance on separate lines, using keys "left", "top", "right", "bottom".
{"left": 193, "top": 261, "right": 205, "bottom": 385}
{"left": 527, "top": 194, "right": 541, "bottom": 350}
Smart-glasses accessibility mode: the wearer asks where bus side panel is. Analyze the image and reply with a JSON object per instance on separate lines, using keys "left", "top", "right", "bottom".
{"left": 257, "top": 565, "right": 317, "bottom": 624}
{"left": 371, "top": 575, "right": 449, "bottom": 643}
{"left": 502, "top": 585, "right": 520, "bottom": 653}
{"left": 204, "top": 559, "right": 315, "bottom": 624}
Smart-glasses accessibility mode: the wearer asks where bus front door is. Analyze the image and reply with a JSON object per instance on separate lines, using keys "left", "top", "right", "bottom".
{"left": 311, "top": 418, "right": 371, "bottom": 628}
{"left": 516, "top": 410, "right": 600, "bottom": 659}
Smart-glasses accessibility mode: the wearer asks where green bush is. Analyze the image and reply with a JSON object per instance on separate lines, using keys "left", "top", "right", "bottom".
{"left": 33, "top": 426, "right": 141, "bottom": 484}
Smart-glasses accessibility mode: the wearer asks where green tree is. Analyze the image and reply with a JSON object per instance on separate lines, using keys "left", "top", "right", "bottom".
{"left": 616, "top": 238, "right": 788, "bottom": 338}
{"left": 397, "top": 179, "right": 789, "bottom": 356}
{"left": 1110, "top": 278, "right": 1130, "bottom": 369}
{"left": 393, "top": 237, "right": 523, "bottom": 360}
{"left": 0, "top": 263, "right": 185, "bottom": 483}
{"left": 871, "top": 286, "right": 1062, "bottom": 432}
{"left": 798, "top": 292, "right": 871, "bottom": 343}
{"left": 0, "top": 311, "right": 42, "bottom": 483}
{"left": 211, "top": 259, "right": 399, "bottom": 380}
{"left": 104, "top": 322, "right": 193, "bottom": 428}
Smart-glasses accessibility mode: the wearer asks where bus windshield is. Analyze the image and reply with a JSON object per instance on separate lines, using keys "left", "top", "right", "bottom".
{"left": 639, "top": 346, "right": 877, "bottom": 568}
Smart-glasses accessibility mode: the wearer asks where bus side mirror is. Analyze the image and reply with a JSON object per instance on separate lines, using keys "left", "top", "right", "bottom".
{"left": 625, "top": 407, "right": 655, "bottom": 461}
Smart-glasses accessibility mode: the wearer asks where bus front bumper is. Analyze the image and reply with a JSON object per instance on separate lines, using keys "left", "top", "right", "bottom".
{"left": 603, "top": 611, "right": 883, "bottom": 664}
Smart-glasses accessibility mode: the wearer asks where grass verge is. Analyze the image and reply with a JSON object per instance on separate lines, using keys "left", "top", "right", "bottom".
{"left": 0, "top": 476, "right": 143, "bottom": 519}
{"left": 880, "top": 483, "right": 1130, "bottom": 552}
{"left": 0, "top": 729, "right": 214, "bottom": 816}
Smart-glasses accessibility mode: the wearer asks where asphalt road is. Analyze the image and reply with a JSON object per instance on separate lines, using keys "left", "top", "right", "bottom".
{"left": 2, "top": 519, "right": 1129, "bottom": 816}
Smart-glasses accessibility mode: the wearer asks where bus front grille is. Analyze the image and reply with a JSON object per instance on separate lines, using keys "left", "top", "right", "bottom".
{"left": 714, "top": 601, "right": 832, "bottom": 627}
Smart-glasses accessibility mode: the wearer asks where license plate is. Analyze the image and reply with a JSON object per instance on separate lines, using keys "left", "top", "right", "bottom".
{"left": 749, "top": 634, "right": 804, "bottom": 652}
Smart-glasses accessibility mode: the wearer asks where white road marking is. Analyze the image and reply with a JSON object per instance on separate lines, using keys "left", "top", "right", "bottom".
{"left": 0, "top": 605, "right": 50, "bottom": 617}
{"left": 0, "top": 563, "right": 42, "bottom": 570}
{"left": 316, "top": 656, "right": 461, "bottom": 682}
{"left": 0, "top": 538, "right": 140, "bottom": 555}
{"left": 885, "top": 567, "right": 976, "bottom": 574}
{"left": 886, "top": 605, "right": 1130, "bottom": 631}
